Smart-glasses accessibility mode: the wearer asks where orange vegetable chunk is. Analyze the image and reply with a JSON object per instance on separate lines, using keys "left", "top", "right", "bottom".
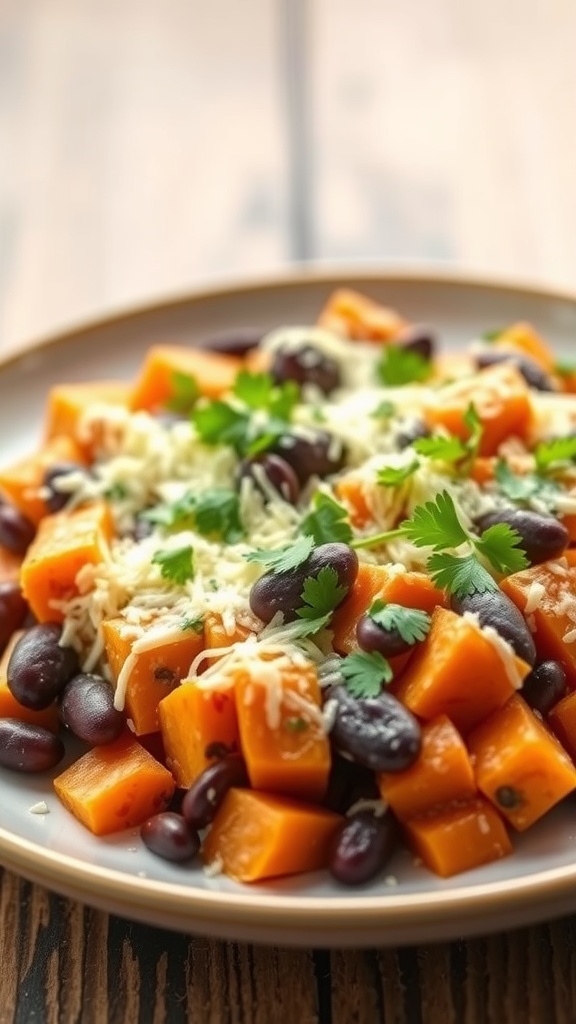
{"left": 53, "top": 733, "right": 175, "bottom": 835}
{"left": 20, "top": 501, "right": 114, "bottom": 623}
{"left": 501, "top": 560, "right": 576, "bottom": 687}
{"left": 102, "top": 618, "right": 204, "bottom": 736}
{"left": 423, "top": 363, "right": 532, "bottom": 456}
{"left": 159, "top": 677, "right": 239, "bottom": 788}
{"left": 548, "top": 690, "right": 576, "bottom": 760}
{"left": 493, "top": 322, "right": 556, "bottom": 373}
{"left": 235, "top": 655, "right": 330, "bottom": 801}
{"left": 404, "top": 797, "right": 512, "bottom": 878}
{"left": 378, "top": 715, "right": 476, "bottom": 820}
{"left": 203, "top": 614, "right": 254, "bottom": 650}
{"left": 201, "top": 787, "right": 342, "bottom": 882}
{"left": 130, "top": 345, "right": 242, "bottom": 411}
{"left": 393, "top": 606, "right": 530, "bottom": 734}
{"left": 316, "top": 288, "right": 406, "bottom": 342}
{"left": 45, "top": 381, "right": 132, "bottom": 455}
{"left": 0, "top": 435, "right": 86, "bottom": 526}
{"left": 0, "top": 630, "right": 60, "bottom": 731}
{"left": 468, "top": 694, "right": 576, "bottom": 831}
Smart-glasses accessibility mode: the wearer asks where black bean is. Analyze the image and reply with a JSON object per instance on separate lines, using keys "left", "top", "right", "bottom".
{"left": 249, "top": 542, "right": 358, "bottom": 624}
{"left": 43, "top": 461, "right": 86, "bottom": 514}
{"left": 59, "top": 673, "right": 125, "bottom": 745}
{"left": 7, "top": 623, "right": 80, "bottom": 710}
{"left": 0, "top": 581, "right": 28, "bottom": 656}
{"left": 270, "top": 344, "right": 341, "bottom": 395}
{"left": 356, "top": 613, "right": 413, "bottom": 658}
{"left": 271, "top": 430, "right": 346, "bottom": 485}
{"left": 522, "top": 660, "right": 567, "bottom": 716}
{"left": 475, "top": 507, "right": 569, "bottom": 565}
{"left": 140, "top": 812, "right": 200, "bottom": 862}
{"left": 237, "top": 453, "right": 300, "bottom": 505}
{"left": 329, "top": 809, "right": 398, "bottom": 885}
{"left": 0, "top": 504, "right": 35, "bottom": 555}
{"left": 450, "top": 589, "right": 536, "bottom": 665}
{"left": 475, "top": 350, "right": 556, "bottom": 392}
{"left": 323, "top": 754, "right": 379, "bottom": 814}
{"left": 395, "top": 324, "right": 437, "bottom": 362}
{"left": 0, "top": 718, "right": 64, "bottom": 772}
{"left": 198, "top": 328, "right": 264, "bottom": 357}
{"left": 330, "top": 686, "right": 422, "bottom": 773}
{"left": 181, "top": 755, "right": 249, "bottom": 830}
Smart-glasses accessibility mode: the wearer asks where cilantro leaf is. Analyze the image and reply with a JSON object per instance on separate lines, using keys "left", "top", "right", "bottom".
{"left": 152, "top": 545, "right": 195, "bottom": 585}
{"left": 193, "top": 400, "right": 250, "bottom": 452}
{"left": 474, "top": 523, "right": 528, "bottom": 575}
{"left": 296, "top": 565, "right": 348, "bottom": 621}
{"left": 143, "top": 488, "right": 244, "bottom": 543}
{"left": 368, "top": 600, "right": 431, "bottom": 645}
{"left": 376, "top": 460, "right": 419, "bottom": 487}
{"left": 376, "top": 345, "right": 431, "bottom": 387}
{"left": 401, "top": 491, "right": 469, "bottom": 551}
{"left": 462, "top": 404, "right": 484, "bottom": 460}
{"left": 427, "top": 552, "right": 497, "bottom": 598}
{"left": 245, "top": 535, "right": 315, "bottom": 574}
{"left": 494, "top": 459, "right": 542, "bottom": 502}
{"left": 165, "top": 371, "right": 199, "bottom": 414}
{"left": 340, "top": 651, "right": 393, "bottom": 698}
{"left": 300, "top": 492, "right": 353, "bottom": 546}
{"left": 181, "top": 615, "right": 204, "bottom": 633}
{"left": 413, "top": 435, "right": 468, "bottom": 462}
{"left": 232, "top": 370, "right": 298, "bottom": 420}
{"left": 534, "top": 437, "right": 576, "bottom": 473}
{"left": 371, "top": 399, "right": 396, "bottom": 420}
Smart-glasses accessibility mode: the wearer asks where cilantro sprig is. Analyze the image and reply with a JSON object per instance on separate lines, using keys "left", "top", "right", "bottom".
{"left": 245, "top": 535, "right": 315, "bottom": 574}
{"left": 145, "top": 488, "right": 244, "bottom": 544}
{"left": 299, "top": 492, "right": 353, "bottom": 546}
{"left": 165, "top": 371, "right": 200, "bottom": 414}
{"left": 495, "top": 436, "right": 576, "bottom": 511}
{"left": 368, "top": 600, "right": 431, "bottom": 645}
{"left": 377, "top": 345, "right": 431, "bottom": 387}
{"left": 413, "top": 404, "right": 483, "bottom": 475}
{"left": 192, "top": 370, "right": 298, "bottom": 457}
{"left": 152, "top": 545, "right": 195, "bottom": 585}
{"left": 376, "top": 459, "right": 419, "bottom": 488}
{"left": 340, "top": 651, "right": 393, "bottom": 698}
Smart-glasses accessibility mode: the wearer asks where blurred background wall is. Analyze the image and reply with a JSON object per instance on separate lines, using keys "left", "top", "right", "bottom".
{"left": 1, "top": 0, "right": 575, "bottom": 352}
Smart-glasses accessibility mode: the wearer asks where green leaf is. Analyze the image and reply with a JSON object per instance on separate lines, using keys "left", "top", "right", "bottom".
{"left": 376, "top": 345, "right": 431, "bottom": 387}
{"left": 165, "top": 371, "right": 199, "bottom": 414}
{"left": 368, "top": 600, "right": 431, "bottom": 645}
{"left": 244, "top": 535, "right": 315, "bottom": 574}
{"left": 296, "top": 565, "right": 348, "bottom": 621}
{"left": 233, "top": 370, "right": 299, "bottom": 421}
{"left": 481, "top": 328, "right": 504, "bottom": 342}
{"left": 401, "top": 491, "right": 469, "bottom": 551}
{"left": 340, "top": 651, "right": 393, "bottom": 698}
{"left": 427, "top": 552, "right": 497, "bottom": 598}
{"left": 193, "top": 400, "right": 250, "bottom": 452}
{"left": 376, "top": 459, "right": 419, "bottom": 487}
{"left": 462, "top": 403, "right": 484, "bottom": 460}
{"left": 413, "top": 435, "right": 467, "bottom": 462}
{"left": 474, "top": 523, "right": 529, "bottom": 575}
{"left": 300, "top": 492, "right": 353, "bottom": 546}
{"left": 555, "top": 359, "right": 576, "bottom": 377}
{"left": 284, "top": 716, "right": 309, "bottom": 733}
{"left": 494, "top": 460, "right": 541, "bottom": 502}
{"left": 370, "top": 399, "right": 396, "bottom": 420}
{"left": 534, "top": 436, "right": 576, "bottom": 473}
{"left": 192, "top": 489, "right": 244, "bottom": 543}
{"left": 104, "top": 482, "right": 129, "bottom": 501}
{"left": 181, "top": 615, "right": 204, "bottom": 633}
{"left": 152, "top": 545, "right": 195, "bottom": 585}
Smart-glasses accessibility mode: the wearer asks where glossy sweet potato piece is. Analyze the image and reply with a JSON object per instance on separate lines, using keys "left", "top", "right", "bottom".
{"left": 548, "top": 690, "right": 576, "bottom": 761}
{"left": 20, "top": 501, "right": 114, "bottom": 623}
{"left": 0, "top": 435, "right": 86, "bottom": 525}
{"left": 493, "top": 322, "right": 556, "bottom": 373}
{"left": 468, "top": 694, "right": 576, "bottom": 831}
{"left": 235, "top": 656, "right": 331, "bottom": 801}
{"left": 393, "top": 607, "right": 530, "bottom": 734}
{"left": 201, "top": 787, "right": 342, "bottom": 882}
{"left": 378, "top": 715, "right": 476, "bottom": 820}
{"left": 203, "top": 614, "right": 254, "bottom": 650}
{"left": 0, "top": 630, "right": 60, "bottom": 731}
{"left": 102, "top": 618, "right": 204, "bottom": 736}
{"left": 423, "top": 363, "right": 532, "bottom": 456}
{"left": 53, "top": 732, "right": 174, "bottom": 835}
{"left": 130, "top": 345, "right": 242, "bottom": 411}
{"left": 159, "top": 677, "right": 239, "bottom": 787}
{"left": 333, "top": 475, "right": 374, "bottom": 529}
{"left": 45, "top": 381, "right": 132, "bottom": 455}
{"left": 316, "top": 288, "right": 405, "bottom": 342}
{"left": 501, "top": 561, "right": 576, "bottom": 687}
{"left": 403, "top": 797, "right": 512, "bottom": 877}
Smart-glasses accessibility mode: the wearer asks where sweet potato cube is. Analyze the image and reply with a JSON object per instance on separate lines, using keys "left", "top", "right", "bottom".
{"left": 0, "top": 631, "right": 60, "bottom": 731}
{"left": 468, "top": 695, "right": 576, "bottom": 831}
{"left": 20, "top": 501, "right": 114, "bottom": 623}
{"left": 53, "top": 733, "right": 175, "bottom": 835}
{"left": 202, "top": 787, "right": 342, "bottom": 882}
{"left": 0, "top": 435, "right": 86, "bottom": 526}
{"left": 548, "top": 690, "right": 576, "bottom": 760}
{"left": 493, "top": 322, "right": 556, "bottom": 373}
{"left": 159, "top": 677, "right": 239, "bottom": 788}
{"left": 316, "top": 288, "right": 406, "bottom": 342}
{"left": 102, "top": 618, "right": 204, "bottom": 736}
{"left": 501, "top": 561, "right": 576, "bottom": 687}
{"left": 404, "top": 797, "right": 512, "bottom": 878}
{"left": 378, "top": 715, "right": 477, "bottom": 820}
{"left": 235, "top": 656, "right": 331, "bottom": 801}
{"left": 203, "top": 614, "right": 254, "bottom": 650}
{"left": 423, "top": 363, "right": 532, "bottom": 456}
{"left": 130, "top": 345, "right": 241, "bottom": 411}
{"left": 393, "top": 607, "right": 530, "bottom": 733}
{"left": 45, "top": 381, "right": 132, "bottom": 455}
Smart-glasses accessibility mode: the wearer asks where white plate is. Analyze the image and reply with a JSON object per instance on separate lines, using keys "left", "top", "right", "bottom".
{"left": 3, "top": 267, "right": 576, "bottom": 947}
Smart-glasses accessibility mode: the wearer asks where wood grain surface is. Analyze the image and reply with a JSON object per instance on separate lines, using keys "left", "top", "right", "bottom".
{"left": 2, "top": 2, "right": 576, "bottom": 1021}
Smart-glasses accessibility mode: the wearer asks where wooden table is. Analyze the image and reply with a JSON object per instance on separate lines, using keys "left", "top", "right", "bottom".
{"left": 2, "top": 3, "right": 576, "bottom": 1021}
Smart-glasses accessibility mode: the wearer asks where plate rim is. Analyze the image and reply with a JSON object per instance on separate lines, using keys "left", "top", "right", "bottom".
{"left": 4, "top": 264, "right": 576, "bottom": 944}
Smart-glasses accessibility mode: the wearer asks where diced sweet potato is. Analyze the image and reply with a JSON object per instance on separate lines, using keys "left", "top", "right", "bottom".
{"left": 130, "top": 345, "right": 241, "bottom": 411}
{"left": 493, "top": 322, "right": 556, "bottom": 373}
{"left": 45, "top": 381, "right": 132, "bottom": 456}
{"left": 468, "top": 694, "right": 576, "bottom": 830}
{"left": 203, "top": 614, "right": 254, "bottom": 650}
{"left": 501, "top": 561, "right": 576, "bottom": 687}
{"left": 403, "top": 797, "right": 512, "bottom": 877}
{"left": 0, "top": 435, "right": 86, "bottom": 525}
{"left": 548, "top": 690, "right": 576, "bottom": 761}
{"left": 159, "top": 677, "right": 239, "bottom": 788}
{"left": 316, "top": 288, "right": 405, "bottom": 342}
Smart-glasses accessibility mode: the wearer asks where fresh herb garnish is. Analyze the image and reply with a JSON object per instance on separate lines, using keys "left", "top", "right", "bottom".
{"left": 233, "top": 370, "right": 298, "bottom": 420}
{"left": 104, "top": 482, "right": 129, "bottom": 501}
{"left": 371, "top": 399, "right": 396, "bottom": 420}
{"left": 368, "top": 600, "right": 431, "bottom": 645}
{"left": 376, "top": 459, "right": 419, "bottom": 487}
{"left": 376, "top": 345, "right": 431, "bottom": 387}
{"left": 193, "top": 371, "right": 298, "bottom": 457}
{"left": 245, "top": 535, "right": 315, "bottom": 574}
{"left": 297, "top": 565, "right": 348, "bottom": 621}
{"left": 340, "top": 651, "right": 393, "bottom": 698}
{"left": 152, "top": 545, "right": 195, "bottom": 585}
{"left": 299, "top": 492, "right": 353, "bottom": 545}
{"left": 180, "top": 615, "right": 204, "bottom": 633}
{"left": 145, "top": 488, "right": 244, "bottom": 543}
{"left": 413, "top": 404, "right": 483, "bottom": 474}
{"left": 534, "top": 436, "right": 576, "bottom": 473}
{"left": 166, "top": 371, "right": 199, "bottom": 414}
